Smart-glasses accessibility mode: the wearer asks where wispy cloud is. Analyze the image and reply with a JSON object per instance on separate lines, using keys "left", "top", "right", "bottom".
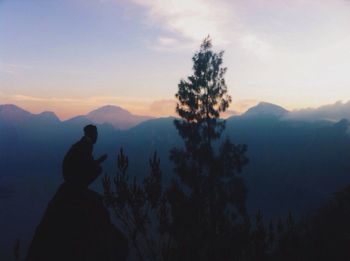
{"left": 149, "top": 99, "right": 177, "bottom": 116}
{"left": 0, "top": 63, "right": 44, "bottom": 75}
{"left": 130, "top": 0, "right": 232, "bottom": 45}
{"left": 230, "top": 99, "right": 260, "bottom": 115}
{"left": 0, "top": 63, "right": 18, "bottom": 74}
{"left": 0, "top": 69, "right": 15, "bottom": 74}
{"left": 0, "top": 62, "right": 98, "bottom": 76}
{"left": 286, "top": 101, "right": 350, "bottom": 122}
{"left": 113, "top": 0, "right": 275, "bottom": 58}
{"left": 116, "top": 0, "right": 350, "bottom": 61}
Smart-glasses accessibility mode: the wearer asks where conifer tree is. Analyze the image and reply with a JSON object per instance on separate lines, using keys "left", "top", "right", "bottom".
{"left": 169, "top": 36, "right": 249, "bottom": 260}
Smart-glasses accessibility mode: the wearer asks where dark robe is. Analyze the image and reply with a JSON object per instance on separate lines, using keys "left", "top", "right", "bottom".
{"left": 62, "top": 136, "right": 101, "bottom": 187}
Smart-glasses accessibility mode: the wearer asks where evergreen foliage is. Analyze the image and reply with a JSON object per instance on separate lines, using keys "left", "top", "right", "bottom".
{"left": 168, "top": 36, "right": 249, "bottom": 260}
{"left": 103, "top": 149, "right": 172, "bottom": 261}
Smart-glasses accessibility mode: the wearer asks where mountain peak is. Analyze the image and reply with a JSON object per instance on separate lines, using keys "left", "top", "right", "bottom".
{"left": 243, "top": 102, "right": 289, "bottom": 118}
{"left": 0, "top": 104, "right": 33, "bottom": 122}
{"left": 37, "top": 111, "right": 60, "bottom": 122}
{"left": 333, "top": 118, "right": 350, "bottom": 132}
{"left": 88, "top": 105, "right": 130, "bottom": 115}
{"left": 0, "top": 103, "right": 31, "bottom": 113}
{"left": 86, "top": 105, "right": 153, "bottom": 130}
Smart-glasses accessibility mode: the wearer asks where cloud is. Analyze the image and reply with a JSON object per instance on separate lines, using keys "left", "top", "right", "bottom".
{"left": 149, "top": 99, "right": 177, "bottom": 116}
{"left": 130, "top": 0, "right": 231, "bottom": 45}
{"left": 239, "top": 34, "right": 272, "bottom": 59}
{"left": 122, "top": 0, "right": 350, "bottom": 67}
{"left": 0, "top": 69, "right": 15, "bottom": 74}
{"left": 0, "top": 63, "right": 17, "bottom": 74}
{"left": 115, "top": 0, "right": 275, "bottom": 58}
{"left": 0, "top": 63, "right": 44, "bottom": 75}
{"left": 157, "top": 37, "right": 178, "bottom": 46}
{"left": 221, "top": 110, "right": 238, "bottom": 119}
{"left": 9, "top": 94, "right": 89, "bottom": 103}
{"left": 286, "top": 101, "right": 350, "bottom": 122}
{"left": 148, "top": 98, "right": 259, "bottom": 118}
{"left": 230, "top": 99, "right": 260, "bottom": 114}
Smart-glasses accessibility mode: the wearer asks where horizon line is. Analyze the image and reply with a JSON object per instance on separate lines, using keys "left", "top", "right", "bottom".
{"left": 2, "top": 100, "right": 350, "bottom": 122}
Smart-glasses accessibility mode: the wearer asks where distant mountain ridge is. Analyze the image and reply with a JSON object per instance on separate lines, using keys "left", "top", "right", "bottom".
{"left": 0, "top": 104, "right": 153, "bottom": 130}
{"left": 0, "top": 104, "right": 36, "bottom": 123}
{"left": 4, "top": 100, "right": 350, "bottom": 131}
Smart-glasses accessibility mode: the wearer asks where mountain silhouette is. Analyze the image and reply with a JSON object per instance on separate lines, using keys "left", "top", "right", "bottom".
{"left": 86, "top": 105, "right": 153, "bottom": 130}
{"left": 333, "top": 118, "right": 350, "bottom": 132}
{"left": 63, "top": 115, "right": 93, "bottom": 127}
{"left": 35, "top": 111, "right": 60, "bottom": 123}
{"left": 26, "top": 183, "right": 128, "bottom": 261}
{"left": 0, "top": 104, "right": 35, "bottom": 124}
{"left": 242, "top": 102, "right": 289, "bottom": 118}
{"left": 0, "top": 104, "right": 154, "bottom": 131}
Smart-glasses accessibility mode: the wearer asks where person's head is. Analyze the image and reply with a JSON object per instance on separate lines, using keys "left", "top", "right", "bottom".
{"left": 84, "top": 124, "right": 98, "bottom": 144}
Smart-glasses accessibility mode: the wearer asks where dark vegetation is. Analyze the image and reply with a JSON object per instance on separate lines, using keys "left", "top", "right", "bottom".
{"left": 102, "top": 38, "right": 350, "bottom": 260}
{"left": 104, "top": 37, "right": 249, "bottom": 260}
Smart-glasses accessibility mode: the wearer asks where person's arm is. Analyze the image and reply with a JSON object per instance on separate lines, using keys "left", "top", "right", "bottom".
{"left": 96, "top": 154, "right": 108, "bottom": 164}
{"left": 78, "top": 142, "right": 102, "bottom": 186}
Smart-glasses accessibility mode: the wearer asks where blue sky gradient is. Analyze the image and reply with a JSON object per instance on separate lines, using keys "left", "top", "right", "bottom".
{"left": 1, "top": 0, "right": 350, "bottom": 119}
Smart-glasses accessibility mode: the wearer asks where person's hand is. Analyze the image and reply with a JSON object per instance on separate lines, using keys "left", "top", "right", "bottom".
{"left": 97, "top": 154, "right": 108, "bottom": 163}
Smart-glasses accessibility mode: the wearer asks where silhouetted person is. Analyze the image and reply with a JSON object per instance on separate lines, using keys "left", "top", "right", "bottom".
{"left": 63, "top": 124, "right": 107, "bottom": 187}
{"left": 26, "top": 125, "right": 128, "bottom": 261}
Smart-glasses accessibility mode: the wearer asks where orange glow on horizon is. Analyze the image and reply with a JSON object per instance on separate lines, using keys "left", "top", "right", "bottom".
{"left": 0, "top": 95, "right": 179, "bottom": 120}
{"left": 0, "top": 94, "right": 332, "bottom": 121}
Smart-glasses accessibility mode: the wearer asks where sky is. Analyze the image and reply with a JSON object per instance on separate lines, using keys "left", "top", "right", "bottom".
{"left": 1, "top": 0, "right": 350, "bottom": 119}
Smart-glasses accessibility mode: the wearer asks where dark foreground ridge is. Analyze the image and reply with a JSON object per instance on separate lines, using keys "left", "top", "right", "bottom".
{"left": 26, "top": 182, "right": 128, "bottom": 261}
